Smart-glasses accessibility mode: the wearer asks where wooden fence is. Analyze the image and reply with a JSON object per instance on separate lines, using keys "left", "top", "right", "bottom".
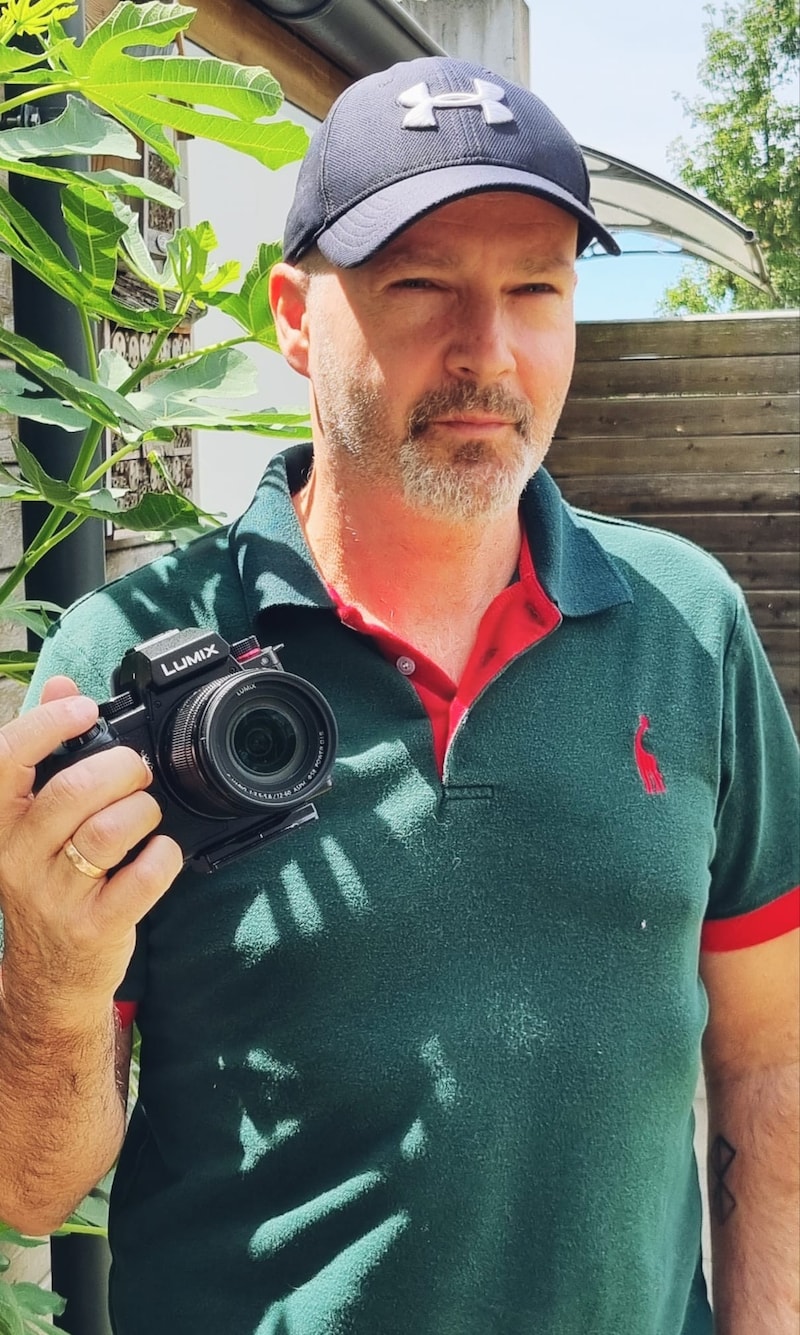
{"left": 549, "top": 312, "right": 800, "bottom": 731}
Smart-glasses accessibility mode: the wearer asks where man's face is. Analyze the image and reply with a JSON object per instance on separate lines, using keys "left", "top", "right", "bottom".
{"left": 301, "top": 191, "right": 578, "bottom": 522}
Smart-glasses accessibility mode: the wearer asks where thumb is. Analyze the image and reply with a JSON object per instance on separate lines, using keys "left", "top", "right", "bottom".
{"left": 39, "top": 676, "right": 82, "bottom": 706}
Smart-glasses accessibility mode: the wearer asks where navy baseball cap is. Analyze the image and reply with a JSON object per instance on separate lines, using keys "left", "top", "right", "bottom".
{"left": 283, "top": 56, "right": 621, "bottom": 266}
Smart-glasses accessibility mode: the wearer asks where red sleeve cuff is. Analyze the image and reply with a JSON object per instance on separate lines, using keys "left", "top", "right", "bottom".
{"left": 114, "top": 1000, "right": 138, "bottom": 1028}
{"left": 701, "top": 885, "right": 800, "bottom": 952}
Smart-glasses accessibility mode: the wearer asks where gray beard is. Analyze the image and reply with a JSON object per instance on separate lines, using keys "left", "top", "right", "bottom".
{"left": 316, "top": 373, "right": 560, "bottom": 522}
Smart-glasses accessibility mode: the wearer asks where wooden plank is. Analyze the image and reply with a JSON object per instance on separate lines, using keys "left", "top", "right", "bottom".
{"left": 760, "top": 628, "right": 800, "bottom": 661}
{"left": 762, "top": 636, "right": 800, "bottom": 711}
{"left": 548, "top": 434, "right": 799, "bottom": 476}
{"left": 627, "top": 512, "right": 799, "bottom": 552}
{"left": 773, "top": 668, "right": 798, "bottom": 697}
{"left": 556, "top": 473, "right": 799, "bottom": 513}
{"left": 714, "top": 550, "right": 799, "bottom": 589}
{"left": 570, "top": 354, "right": 800, "bottom": 399}
{"left": 746, "top": 590, "right": 800, "bottom": 629}
{"left": 773, "top": 663, "right": 799, "bottom": 705}
{"left": 576, "top": 315, "right": 800, "bottom": 362}
{"left": 774, "top": 675, "right": 799, "bottom": 707}
{"left": 86, "top": 0, "right": 349, "bottom": 119}
{"left": 556, "top": 394, "right": 799, "bottom": 439}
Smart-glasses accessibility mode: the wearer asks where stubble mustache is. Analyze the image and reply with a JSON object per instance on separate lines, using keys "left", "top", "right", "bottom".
{"left": 406, "top": 383, "right": 535, "bottom": 441}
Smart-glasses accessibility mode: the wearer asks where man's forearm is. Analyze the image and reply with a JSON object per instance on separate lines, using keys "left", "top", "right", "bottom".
{"left": 0, "top": 963, "right": 125, "bottom": 1236}
{"left": 705, "top": 1062, "right": 800, "bottom": 1334}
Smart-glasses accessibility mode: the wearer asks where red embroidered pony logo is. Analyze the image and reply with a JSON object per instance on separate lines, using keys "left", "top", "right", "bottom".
{"left": 634, "top": 715, "right": 666, "bottom": 794}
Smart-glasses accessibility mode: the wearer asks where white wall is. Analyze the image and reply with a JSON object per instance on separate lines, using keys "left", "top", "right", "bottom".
{"left": 398, "top": 0, "right": 530, "bottom": 85}
{"left": 184, "top": 99, "right": 318, "bottom": 524}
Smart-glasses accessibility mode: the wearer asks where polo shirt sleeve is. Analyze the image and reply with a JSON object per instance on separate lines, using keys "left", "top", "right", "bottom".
{"left": 24, "top": 611, "right": 111, "bottom": 705}
{"left": 701, "top": 589, "right": 800, "bottom": 951}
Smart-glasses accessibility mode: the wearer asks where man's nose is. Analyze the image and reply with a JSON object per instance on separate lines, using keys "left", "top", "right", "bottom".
{"left": 443, "top": 296, "right": 516, "bottom": 383}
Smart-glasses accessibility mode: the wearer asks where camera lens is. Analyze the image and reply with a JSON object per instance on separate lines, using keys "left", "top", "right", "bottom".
{"left": 229, "top": 707, "right": 298, "bottom": 778}
{"left": 164, "top": 669, "right": 337, "bottom": 817}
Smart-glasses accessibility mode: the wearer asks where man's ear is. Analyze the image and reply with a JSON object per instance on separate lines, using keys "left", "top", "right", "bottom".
{"left": 270, "top": 262, "right": 311, "bottom": 377}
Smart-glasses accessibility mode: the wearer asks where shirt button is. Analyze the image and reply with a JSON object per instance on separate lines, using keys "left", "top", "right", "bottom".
{"left": 396, "top": 655, "right": 416, "bottom": 676}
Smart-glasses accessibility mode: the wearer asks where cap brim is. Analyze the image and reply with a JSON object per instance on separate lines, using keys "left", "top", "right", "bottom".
{"left": 315, "top": 163, "right": 621, "bottom": 266}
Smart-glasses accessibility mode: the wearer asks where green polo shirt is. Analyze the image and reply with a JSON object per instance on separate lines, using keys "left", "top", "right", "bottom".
{"left": 24, "top": 446, "right": 800, "bottom": 1335}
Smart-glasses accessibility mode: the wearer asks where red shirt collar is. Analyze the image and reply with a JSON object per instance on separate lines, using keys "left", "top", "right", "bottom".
{"left": 329, "top": 527, "right": 561, "bottom": 776}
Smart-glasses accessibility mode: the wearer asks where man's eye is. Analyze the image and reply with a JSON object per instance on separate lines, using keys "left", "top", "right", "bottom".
{"left": 394, "top": 277, "right": 436, "bottom": 289}
{"left": 517, "top": 283, "right": 556, "bottom": 294}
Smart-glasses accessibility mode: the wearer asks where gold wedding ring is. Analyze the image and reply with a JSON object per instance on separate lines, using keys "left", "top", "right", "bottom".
{"left": 62, "top": 838, "right": 107, "bottom": 881}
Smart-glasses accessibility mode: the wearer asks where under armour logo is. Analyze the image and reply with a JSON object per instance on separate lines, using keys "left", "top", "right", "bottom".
{"left": 398, "top": 80, "right": 514, "bottom": 129}
{"left": 634, "top": 715, "right": 666, "bottom": 795}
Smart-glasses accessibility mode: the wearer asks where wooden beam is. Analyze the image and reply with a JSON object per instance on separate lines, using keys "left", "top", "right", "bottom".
{"left": 666, "top": 547, "right": 797, "bottom": 590}
{"left": 548, "top": 434, "right": 799, "bottom": 476}
{"left": 570, "top": 354, "right": 800, "bottom": 399}
{"left": 575, "top": 314, "right": 800, "bottom": 361}
{"left": 556, "top": 393, "right": 799, "bottom": 439}
{"left": 745, "top": 590, "right": 800, "bottom": 629}
{"left": 629, "top": 512, "right": 800, "bottom": 552}
{"left": 86, "top": 0, "right": 350, "bottom": 119}
{"left": 555, "top": 472, "right": 798, "bottom": 512}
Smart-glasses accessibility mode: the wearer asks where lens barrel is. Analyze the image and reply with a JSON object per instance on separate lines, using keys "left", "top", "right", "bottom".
{"left": 164, "top": 669, "right": 337, "bottom": 817}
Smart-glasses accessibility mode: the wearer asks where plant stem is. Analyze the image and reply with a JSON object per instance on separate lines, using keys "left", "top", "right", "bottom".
{"left": 0, "top": 512, "right": 84, "bottom": 607}
{"left": 0, "top": 308, "right": 104, "bottom": 608}
{"left": 0, "top": 304, "right": 107, "bottom": 610}
{"left": 32, "top": 513, "right": 86, "bottom": 559}
{"left": 83, "top": 437, "right": 142, "bottom": 488}
{"left": 116, "top": 293, "right": 194, "bottom": 396}
{"left": 0, "top": 82, "right": 78, "bottom": 119}
{"left": 62, "top": 304, "right": 102, "bottom": 489}
{"left": 53, "top": 1223, "right": 108, "bottom": 1238}
{"left": 153, "top": 334, "right": 250, "bottom": 372}
{"left": 77, "top": 303, "right": 98, "bottom": 382}
{"left": 67, "top": 407, "right": 105, "bottom": 490}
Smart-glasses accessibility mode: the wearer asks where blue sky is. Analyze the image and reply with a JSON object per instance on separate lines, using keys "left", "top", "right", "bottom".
{"left": 525, "top": 0, "right": 710, "bottom": 320}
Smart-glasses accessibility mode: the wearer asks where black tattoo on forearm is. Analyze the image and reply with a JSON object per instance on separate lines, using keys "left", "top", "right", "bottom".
{"left": 710, "top": 1134, "right": 737, "bottom": 1224}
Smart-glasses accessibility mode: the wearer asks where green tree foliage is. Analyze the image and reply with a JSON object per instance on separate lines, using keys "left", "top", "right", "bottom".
{"left": 661, "top": 0, "right": 799, "bottom": 313}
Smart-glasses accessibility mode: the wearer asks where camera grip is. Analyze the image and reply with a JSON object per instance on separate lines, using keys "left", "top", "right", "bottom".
{"left": 33, "top": 719, "right": 125, "bottom": 794}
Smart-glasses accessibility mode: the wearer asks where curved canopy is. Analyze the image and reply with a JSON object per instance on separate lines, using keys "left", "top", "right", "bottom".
{"left": 582, "top": 148, "right": 773, "bottom": 294}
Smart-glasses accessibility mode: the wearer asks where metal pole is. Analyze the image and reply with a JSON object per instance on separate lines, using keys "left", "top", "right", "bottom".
{"left": 9, "top": 0, "right": 106, "bottom": 654}
{"left": 8, "top": 6, "right": 111, "bottom": 1331}
{"left": 49, "top": 1233, "right": 112, "bottom": 1335}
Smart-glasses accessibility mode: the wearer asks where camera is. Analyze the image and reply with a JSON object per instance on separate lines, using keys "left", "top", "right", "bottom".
{"left": 35, "top": 628, "right": 338, "bottom": 874}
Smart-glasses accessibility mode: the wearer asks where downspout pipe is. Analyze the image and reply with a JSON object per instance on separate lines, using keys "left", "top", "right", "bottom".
{"left": 247, "top": 0, "right": 445, "bottom": 79}
{"left": 7, "top": 3, "right": 110, "bottom": 1332}
{"left": 9, "top": 0, "right": 106, "bottom": 652}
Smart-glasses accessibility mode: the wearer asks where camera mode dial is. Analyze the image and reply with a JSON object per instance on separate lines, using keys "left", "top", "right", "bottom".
{"left": 64, "top": 720, "right": 110, "bottom": 752}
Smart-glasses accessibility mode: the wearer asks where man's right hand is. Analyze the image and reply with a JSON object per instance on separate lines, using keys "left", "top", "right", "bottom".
{"left": 0, "top": 675, "right": 183, "bottom": 1008}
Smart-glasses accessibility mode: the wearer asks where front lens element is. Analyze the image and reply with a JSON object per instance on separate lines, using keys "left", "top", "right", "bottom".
{"left": 229, "top": 707, "right": 299, "bottom": 779}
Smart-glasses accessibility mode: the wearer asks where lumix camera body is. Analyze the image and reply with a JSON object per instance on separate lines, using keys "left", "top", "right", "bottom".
{"left": 36, "top": 628, "right": 338, "bottom": 874}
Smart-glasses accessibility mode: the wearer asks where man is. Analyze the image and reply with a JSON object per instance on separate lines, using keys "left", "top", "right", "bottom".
{"left": 0, "top": 56, "right": 797, "bottom": 1335}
